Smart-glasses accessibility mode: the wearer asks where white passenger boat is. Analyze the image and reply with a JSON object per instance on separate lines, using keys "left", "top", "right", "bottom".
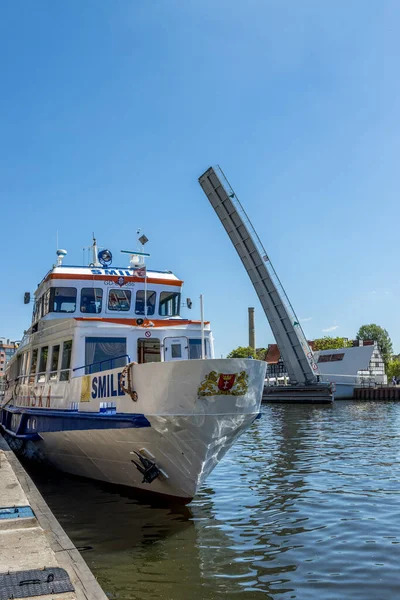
{"left": 1, "top": 241, "right": 266, "bottom": 501}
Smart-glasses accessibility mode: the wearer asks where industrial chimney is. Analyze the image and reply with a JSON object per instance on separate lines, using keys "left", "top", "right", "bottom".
{"left": 248, "top": 307, "right": 255, "bottom": 349}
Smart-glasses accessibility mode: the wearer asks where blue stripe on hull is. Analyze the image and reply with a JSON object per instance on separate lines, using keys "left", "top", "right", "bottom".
{"left": 0, "top": 406, "right": 150, "bottom": 440}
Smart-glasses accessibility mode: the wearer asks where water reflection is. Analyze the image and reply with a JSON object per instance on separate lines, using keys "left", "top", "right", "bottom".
{"left": 26, "top": 402, "right": 400, "bottom": 599}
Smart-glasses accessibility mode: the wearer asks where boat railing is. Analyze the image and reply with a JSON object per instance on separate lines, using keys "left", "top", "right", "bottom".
{"left": 319, "top": 373, "right": 386, "bottom": 387}
{"left": 265, "top": 372, "right": 387, "bottom": 388}
{"left": 73, "top": 354, "right": 131, "bottom": 375}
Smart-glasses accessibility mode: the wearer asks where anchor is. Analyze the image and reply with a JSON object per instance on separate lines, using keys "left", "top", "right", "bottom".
{"left": 131, "top": 451, "right": 161, "bottom": 484}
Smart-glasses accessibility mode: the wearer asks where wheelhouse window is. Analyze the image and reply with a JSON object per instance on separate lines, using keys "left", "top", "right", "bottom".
{"left": 84, "top": 337, "right": 127, "bottom": 374}
{"left": 159, "top": 291, "right": 180, "bottom": 317}
{"left": 108, "top": 289, "right": 131, "bottom": 311}
{"left": 33, "top": 299, "right": 40, "bottom": 323}
{"left": 43, "top": 289, "right": 50, "bottom": 316}
{"left": 29, "top": 349, "right": 38, "bottom": 384}
{"left": 50, "top": 287, "right": 77, "bottom": 313}
{"left": 37, "top": 346, "right": 49, "bottom": 382}
{"left": 38, "top": 296, "right": 44, "bottom": 319}
{"left": 81, "top": 288, "right": 103, "bottom": 314}
{"left": 135, "top": 290, "right": 156, "bottom": 315}
{"left": 49, "top": 345, "right": 60, "bottom": 381}
{"left": 60, "top": 340, "right": 73, "bottom": 381}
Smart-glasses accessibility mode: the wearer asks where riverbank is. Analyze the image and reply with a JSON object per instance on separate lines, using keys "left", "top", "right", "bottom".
{"left": 0, "top": 435, "right": 107, "bottom": 600}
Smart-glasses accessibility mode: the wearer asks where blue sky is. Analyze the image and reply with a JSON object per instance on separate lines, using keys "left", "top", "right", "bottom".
{"left": 1, "top": 0, "right": 399, "bottom": 356}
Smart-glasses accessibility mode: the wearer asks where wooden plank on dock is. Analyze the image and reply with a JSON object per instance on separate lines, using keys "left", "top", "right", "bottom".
{"left": 353, "top": 386, "right": 400, "bottom": 401}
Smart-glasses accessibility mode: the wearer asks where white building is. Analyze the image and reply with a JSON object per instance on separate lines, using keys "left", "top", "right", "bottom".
{"left": 314, "top": 341, "right": 386, "bottom": 398}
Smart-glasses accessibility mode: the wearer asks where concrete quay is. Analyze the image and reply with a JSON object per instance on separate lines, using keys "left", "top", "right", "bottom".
{"left": 0, "top": 435, "right": 107, "bottom": 600}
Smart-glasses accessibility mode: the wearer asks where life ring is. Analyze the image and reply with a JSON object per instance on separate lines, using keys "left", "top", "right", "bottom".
{"left": 120, "top": 362, "right": 139, "bottom": 402}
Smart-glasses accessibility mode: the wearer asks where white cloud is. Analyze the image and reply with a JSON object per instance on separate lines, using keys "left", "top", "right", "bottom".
{"left": 300, "top": 317, "right": 312, "bottom": 322}
{"left": 322, "top": 325, "right": 339, "bottom": 333}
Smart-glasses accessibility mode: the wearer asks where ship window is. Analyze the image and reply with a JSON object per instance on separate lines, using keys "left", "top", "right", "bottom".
{"left": 159, "top": 292, "right": 180, "bottom": 317}
{"left": 60, "top": 340, "right": 73, "bottom": 381}
{"left": 43, "top": 289, "right": 50, "bottom": 316}
{"left": 188, "top": 339, "right": 210, "bottom": 359}
{"left": 22, "top": 352, "right": 30, "bottom": 383}
{"left": 33, "top": 299, "right": 40, "bottom": 323}
{"left": 84, "top": 337, "right": 127, "bottom": 374}
{"left": 16, "top": 354, "right": 22, "bottom": 378}
{"left": 37, "top": 346, "right": 49, "bottom": 382}
{"left": 108, "top": 289, "right": 131, "bottom": 311}
{"left": 171, "top": 344, "right": 182, "bottom": 358}
{"left": 50, "top": 287, "right": 77, "bottom": 313}
{"left": 37, "top": 296, "right": 43, "bottom": 319}
{"left": 49, "top": 345, "right": 60, "bottom": 381}
{"left": 137, "top": 338, "right": 161, "bottom": 364}
{"left": 20, "top": 353, "right": 27, "bottom": 376}
{"left": 81, "top": 288, "right": 103, "bottom": 314}
{"left": 29, "top": 349, "right": 38, "bottom": 384}
{"left": 135, "top": 290, "right": 156, "bottom": 315}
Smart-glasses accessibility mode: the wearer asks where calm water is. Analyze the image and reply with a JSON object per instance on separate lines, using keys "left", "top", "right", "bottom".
{"left": 25, "top": 401, "right": 400, "bottom": 599}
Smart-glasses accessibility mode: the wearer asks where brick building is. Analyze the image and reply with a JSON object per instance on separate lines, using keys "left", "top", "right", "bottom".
{"left": 0, "top": 338, "right": 19, "bottom": 378}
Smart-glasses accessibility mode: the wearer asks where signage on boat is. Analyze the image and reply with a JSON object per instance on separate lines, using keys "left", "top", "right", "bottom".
{"left": 104, "top": 279, "right": 135, "bottom": 287}
{"left": 91, "top": 269, "right": 132, "bottom": 275}
{"left": 90, "top": 267, "right": 147, "bottom": 278}
{"left": 80, "top": 372, "right": 126, "bottom": 401}
{"left": 198, "top": 371, "right": 249, "bottom": 397}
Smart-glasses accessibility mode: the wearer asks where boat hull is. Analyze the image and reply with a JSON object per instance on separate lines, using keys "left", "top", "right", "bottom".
{"left": 2, "top": 358, "right": 266, "bottom": 500}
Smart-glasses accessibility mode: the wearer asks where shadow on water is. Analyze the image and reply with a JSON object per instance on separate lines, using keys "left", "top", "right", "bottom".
{"left": 23, "top": 402, "right": 400, "bottom": 600}
{"left": 22, "top": 463, "right": 198, "bottom": 599}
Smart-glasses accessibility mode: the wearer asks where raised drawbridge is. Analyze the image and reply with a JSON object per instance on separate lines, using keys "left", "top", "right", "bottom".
{"left": 198, "top": 166, "right": 333, "bottom": 402}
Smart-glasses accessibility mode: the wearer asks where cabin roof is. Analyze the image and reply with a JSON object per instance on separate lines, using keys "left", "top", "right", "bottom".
{"left": 37, "top": 265, "right": 182, "bottom": 291}
{"left": 314, "top": 345, "right": 379, "bottom": 375}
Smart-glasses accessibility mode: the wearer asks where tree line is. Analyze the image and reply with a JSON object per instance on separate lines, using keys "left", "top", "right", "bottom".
{"left": 227, "top": 324, "right": 400, "bottom": 378}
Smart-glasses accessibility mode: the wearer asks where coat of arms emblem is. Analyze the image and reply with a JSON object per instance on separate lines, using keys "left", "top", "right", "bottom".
{"left": 198, "top": 371, "right": 249, "bottom": 397}
{"left": 218, "top": 374, "right": 236, "bottom": 391}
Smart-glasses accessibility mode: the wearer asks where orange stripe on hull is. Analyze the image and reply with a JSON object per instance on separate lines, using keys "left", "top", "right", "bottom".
{"left": 74, "top": 317, "right": 209, "bottom": 327}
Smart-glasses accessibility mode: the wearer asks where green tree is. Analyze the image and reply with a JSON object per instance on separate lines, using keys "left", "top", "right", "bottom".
{"left": 227, "top": 347, "right": 267, "bottom": 360}
{"left": 313, "top": 337, "right": 351, "bottom": 351}
{"left": 387, "top": 358, "right": 400, "bottom": 381}
{"left": 256, "top": 348, "right": 267, "bottom": 361}
{"left": 356, "top": 324, "right": 393, "bottom": 368}
{"left": 227, "top": 346, "right": 256, "bottom": 359}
